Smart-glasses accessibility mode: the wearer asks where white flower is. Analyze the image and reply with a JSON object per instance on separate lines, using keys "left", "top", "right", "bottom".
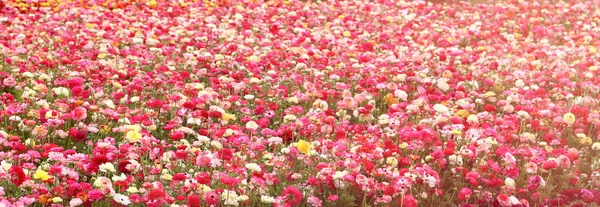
{"left": 268, "top": 137, "right": 283, "bottom": 145}
{"left": 177, "top": 127, "right": 195, "bottom": 134}
{"left": 504, "top": 177, "right": 516, "bottom": 188}
{"left": 260, "top": 196, "right": 275, "bottom": 203}
{"left": 284, "top": 114, "right": 297, "bottom": 122}
{"left": 333, "top": 171, "right": 348, "bottom": 180}
{"left": 210, "top": 140, "right": 223, "bottom": 149}
{"left": 99, "top": 163, "right": 116, "bottom": 173}
{"left": 222, "top": 190, "right": 239, "bottom": 206}
{"left": 422, "top": 175, "right": 437, "bottom": 187}
{"left": 112, "top": 173, "right": 127, "bottom": 182}
{"left": 69, "top": 198, "right": 83, "bottom": 207}
{"left": 448, "top": 155, "right": 463, "bottom": 166}
{"left": 126, "top": 186, "right": 139, "bottom": 193}
{"left": 592, "top": 142, "right": 600, "bottom": 150}
{"left": 112, "top": 193, "right": 131, "bottom": 205}
{"left": 1, "top": 160, "right": 12, "bottom": 173}
{"left": 22, "top": 72, "right": 34, "bottom": 78}
{"left": 52, "top": 87, "right": 70, "bottom": 96}
{"left": 467, "top": 115, "right": 479, "bottom": 124}
{"left": 509, "top": 196, "right": 520, "bottom": 205}
{"left": 104, "top": 100, "right": 116, "bottom": 109}
{"left": 197, "top": 135, "right": 210, "bottom": 143}
{"left": 245, "top": 121, "right": 259, "bottom": 130}
{"left": 515, "top": 79, "right": 525, "bottom": 88}
{"left": 38, "top": 73, "right": 51, "bottom": 81}
{"left": 262, "top": 154, "right": 273, "bottom": 160}
{"left": 394, "top": 90, "right": 408, "bottom": 101}
{"left": 378, "top": 114, "right": 390, "bottom": 125}
{"left": 237, "top": 195, "right": 249, "bottom": 201}
{"left": 437, "top": 80, "right": 450, "bottom": 91}
{"left": 245, "top": 163, "right": 261, "bottom": 172}
{"left": 187, "top": 118, "right": 202, "bottom": 125}
{"left": 244, "top": 94, "right": 255, "bottom": 100}
{"left": 433, "top": 104, "right": 449, "bottom": 114}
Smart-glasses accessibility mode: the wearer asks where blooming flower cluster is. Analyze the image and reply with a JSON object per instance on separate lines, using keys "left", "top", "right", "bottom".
{"left": 1, "top": 0, "right": 600, "bottom": 206}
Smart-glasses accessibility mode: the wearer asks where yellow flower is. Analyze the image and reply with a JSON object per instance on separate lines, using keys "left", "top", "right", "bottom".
{"left": 386, "top": 157, "right": 398, "bottom": 166}
{"left": 161, "top": 173, "right": 173, "bottom": 181}
{"left": 451, "top": 129, "right": 462, "bottom": 136}
{"left": 563, "top": 113, "right": 576, "bottom": 125}
{"left": 51, "top": 197, "right": 63, "bottom": 203}
{"left": 125, "top": 125, "right": 141, "bottom": 132}
{"left": 34, "top": 169, "right": 51, "bottom": 181}
{"left": 383, "top": 93, "right": 399, "bottom": 107}
{"left": 125, "top": 130, "right": 142, "bottom": 143}
{"left": 400, "top": 142, "right": 408, "bottom": 149}
{"left": 343, "top": 31, "right": 351, "bottom": 37}
{"left": 222, "top": 113, "right": 237, "bottom": 122}
{"left": 455, "top": 109, "right": 470, "bottom": 118}
{"left": 100, "top": 126, "right": 112, "bottom": 134}
{"left": 297, "top": 140, "right": 311, "bottom": 155}
{"left": 148, "top": 0, "right": 157, "bottom": 8}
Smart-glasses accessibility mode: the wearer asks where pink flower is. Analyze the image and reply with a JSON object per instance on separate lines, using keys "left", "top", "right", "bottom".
{"left": 327, "top": 195, "right": 338, "bottom": 201}
{"left": 87, "top": 190, "right": 105, "bottom": 201}
{"left": 458, "top": 187, "right": 472, "bottom": 200}
{"left": 2, "top": 77, "right": 16, "bottom": 87}
{"left": 400, "top": 194, "right": 417, "bottom": 207}
{"left": 497, "top": 194, "right": 511, "bottom": 207}
{"left": 281, "top": 186, "right": 302, "bottom": 206}
{"left": 542, "top": 160, "right": 558, "bottom": 170}
{"left": 72, "top": 107, "right": 87, "bottom": 121}
{"left": 204, "top": 191, "right": 219, "bottom": 206}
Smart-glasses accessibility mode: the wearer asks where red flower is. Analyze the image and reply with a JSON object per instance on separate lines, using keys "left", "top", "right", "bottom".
{"left": 88, "top": 155, "right": 110, "bottom": 173}
{"left": 196, "top": 172, "right": 211, "bottom": 185}
{"left": 187, "top": 195, "right": 201, "bottom": 207}
{"left": 458, "top": 187, "right": 472, "bottom": 201}
{"left": 281, "top": 186, "right": 302, "bottom": 206}
{"left": 9, "top": 166, "right": 27, "bottom": 186}
{"left": 170, "top": 130, "right": 185, "bottom": 141}
{"left": 69, "top": 128, "right": 87, "bottom": 142}
{"left": 542, "top": 160, "right": 558, "bottom": 170}
{"left": 220, "top": 177, "right": 240, "bottom": 187}
{"left": 483, "top": 104, "right": 497, "bottom": 112}
{"left": 145, "top": 100, "right": 164, "bottom": 109}
{"left": 172, "top": 173, "right": 186, "bottom": 182}
{"left": 148, "top": 188, "right": 166, "bottom": 200}
{"left": 118, "top": 160, "right": 132, "bottom": 174}
{"left": 361, "top": 42, "right": 375, "bottom": 52}
{"left": 67, "top": 182, "right": 83, "bottom": 196}
{"left": 400, "top": 194, "right": 418, "bottom": 207}
{"left": 87, "top": 190, "right": 105, "bottom": 201}
{"left": 217, "top": 148, "right": 233, "bottom": 161}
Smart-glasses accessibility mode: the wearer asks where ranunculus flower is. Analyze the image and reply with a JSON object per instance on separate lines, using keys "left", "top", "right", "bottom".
{"left": 281, "top": 186, "right": 302, "bottom": 206}
{"left": 542, "top": 159, "right": 558, "bottom": 170}
{"left": 72, "top": 107, "right": 87, "bottom": 121}
{"left": 296, "top": 140, "right": 311, "bottom": 155}
{"left": 125, "top": 130, "right": 142, "bottom": 143}
{"left": 205, "top": 191, "right": 219, "bottom": 206}
{"left": 187, "top": 195, "right": 201, "bottom": 207}
{"left": 563, "top": 112, "right": 576, "bottom": 125}
{"left": 9, "top": 166, "right": 27, "bottom": 186}
{"left": 458, "top": 187, "right": 472, "bottom": 200}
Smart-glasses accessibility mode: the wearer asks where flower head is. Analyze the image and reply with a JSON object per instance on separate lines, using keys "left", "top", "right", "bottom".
{"left": 297, "top": 140, "right": 311, "bottom": 155}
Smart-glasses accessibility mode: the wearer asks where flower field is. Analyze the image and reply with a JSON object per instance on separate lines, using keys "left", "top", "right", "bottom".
{"left": 1, "top": 0, "right": 600, "bottom": 206}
